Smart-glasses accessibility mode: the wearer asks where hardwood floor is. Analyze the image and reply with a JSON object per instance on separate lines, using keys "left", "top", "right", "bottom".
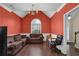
{"left": 67, "top": 43, "right": 79, "bottom": 56}
{"left": 16, "top": 43, "right": 64, "bottom": 56}
{"left": 16, "top": 42, "right": 79, "bottom": 56}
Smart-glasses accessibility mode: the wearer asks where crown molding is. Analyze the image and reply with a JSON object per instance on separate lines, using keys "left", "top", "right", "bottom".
{"left": 57, "top": 3, "right": 66, "bottom": 12}
{"left": 0, "top": 4, "right": 12, "bottom": 12}
{"left": 65, "top": 5, "right": 79, "bottom": 15}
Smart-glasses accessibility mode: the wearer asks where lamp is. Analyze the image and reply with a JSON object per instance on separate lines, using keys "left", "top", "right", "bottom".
{"left": 68, "top": 15, "right": 71, "bottom": 20}
{"left": 28, "top": 4, "right": 38, "bottom": 15}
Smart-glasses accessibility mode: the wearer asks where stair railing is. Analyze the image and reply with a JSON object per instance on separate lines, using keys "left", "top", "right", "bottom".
{"left": 74, "top": 31, "right": 79, "bottom": 44}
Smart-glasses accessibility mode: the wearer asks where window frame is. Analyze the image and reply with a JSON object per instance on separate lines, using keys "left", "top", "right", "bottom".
{"left": 31, "top": 18, "right": 41, "bottom": 34}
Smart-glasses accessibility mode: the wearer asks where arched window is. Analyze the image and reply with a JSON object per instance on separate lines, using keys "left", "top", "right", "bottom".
{"left": 31, "top": 18, "right": 41, "bottom": 34}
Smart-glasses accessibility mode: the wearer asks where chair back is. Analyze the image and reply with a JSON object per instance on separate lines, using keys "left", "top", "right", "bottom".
{"left": 56, "top": 35, "right": 63, "bottom": 45}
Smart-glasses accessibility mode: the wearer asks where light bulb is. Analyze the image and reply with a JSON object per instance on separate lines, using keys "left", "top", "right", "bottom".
{"left": 68, "top": 15, "right": 71, "bottom": 20}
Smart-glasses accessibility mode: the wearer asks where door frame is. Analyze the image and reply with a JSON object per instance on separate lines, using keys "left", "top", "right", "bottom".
{"left": 63, "top": 5, "right": 79, "bottom": 44}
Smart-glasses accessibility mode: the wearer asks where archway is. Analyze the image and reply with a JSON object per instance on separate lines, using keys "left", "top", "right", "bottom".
{"left": 63, "top": 5, "right": 79, "bottom": 55}
{"left": 31, "top": 18, "right": 41, "bottom": 34}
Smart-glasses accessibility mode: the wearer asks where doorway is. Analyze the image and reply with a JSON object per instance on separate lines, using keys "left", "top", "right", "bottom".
{"left": 64, "top": 5, "right": 79, "bottom": 49}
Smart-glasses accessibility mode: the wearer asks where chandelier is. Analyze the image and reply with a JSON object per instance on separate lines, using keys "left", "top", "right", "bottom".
{"left": 28, "top": 4, "right": 38, "bottom": 15}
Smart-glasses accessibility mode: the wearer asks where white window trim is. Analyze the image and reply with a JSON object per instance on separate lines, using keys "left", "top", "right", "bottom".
{"left": 31, "top": 18, "right": 41, "bottom": 34}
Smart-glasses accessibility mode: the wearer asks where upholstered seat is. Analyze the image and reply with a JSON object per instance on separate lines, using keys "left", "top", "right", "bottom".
{"left": 28, "top": 34, "right": 44, "bottom": 44}
{"left": 7, "top": 34, "right": 27, "bottom": 55}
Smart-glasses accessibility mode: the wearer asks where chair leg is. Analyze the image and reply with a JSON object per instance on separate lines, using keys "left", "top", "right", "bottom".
{"left": 51, "top": 45, "right": 61, "bottom": 54}
{"left": 51, "top": 45, "right": 56, "bottom": 51}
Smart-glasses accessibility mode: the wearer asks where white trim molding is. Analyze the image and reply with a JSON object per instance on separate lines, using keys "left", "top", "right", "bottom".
{"left": 75, "top": 44, "right": 79, "bottom": 49}
{"left": 0, "top": 4, "right": 12, "bottom": 12}
{"left": 31, "top": 18, "right": 42, "bottom": 34}
{"left": 65, "top": 5, "right": 79, "bottom": 15}
{"left": 57, "top": 3, "right": 66, "bottom": 12}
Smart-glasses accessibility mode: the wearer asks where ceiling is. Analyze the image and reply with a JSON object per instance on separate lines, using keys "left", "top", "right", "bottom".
{"left": 0, "top": 3, "right": 65, "bottom": 18}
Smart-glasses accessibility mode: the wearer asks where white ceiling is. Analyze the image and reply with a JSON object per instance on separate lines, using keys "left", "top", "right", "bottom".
{"left": 0, "top": 3, "right": 65, "bottom": 18}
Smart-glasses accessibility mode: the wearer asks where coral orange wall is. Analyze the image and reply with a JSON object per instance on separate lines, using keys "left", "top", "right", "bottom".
{"left": 21, "top": 11, "right": 50, "bottom": 33}
{"left": 0, "top": 3, "right": 78, "bottom": 35}
{"left": 51, "top": 12, "right": 63, "bottom": 35}
{"left": 51, "top": 3, "right": 79, "bottom": 35}
{"left": 0, "top": 6, "right": 21, "bottom": 35}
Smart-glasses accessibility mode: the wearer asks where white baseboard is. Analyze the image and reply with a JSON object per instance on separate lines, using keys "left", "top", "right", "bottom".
{"left": 75, "top": 44, "right": 79, "bottom": 49}
{"left": 8, "top": 34, "right": 19, "bottom": 36}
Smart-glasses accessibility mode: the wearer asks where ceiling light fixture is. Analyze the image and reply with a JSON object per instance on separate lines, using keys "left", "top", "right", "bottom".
{"left": 28, "top": 4, "right": 38, "bottom": 15}
{"left": 68, "top": 15, "right": 71, "bottom": 20}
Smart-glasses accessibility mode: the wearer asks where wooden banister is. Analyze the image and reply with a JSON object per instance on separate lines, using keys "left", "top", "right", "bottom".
{"left": 74, "top": 31, "right": 79, "bottom": 44}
